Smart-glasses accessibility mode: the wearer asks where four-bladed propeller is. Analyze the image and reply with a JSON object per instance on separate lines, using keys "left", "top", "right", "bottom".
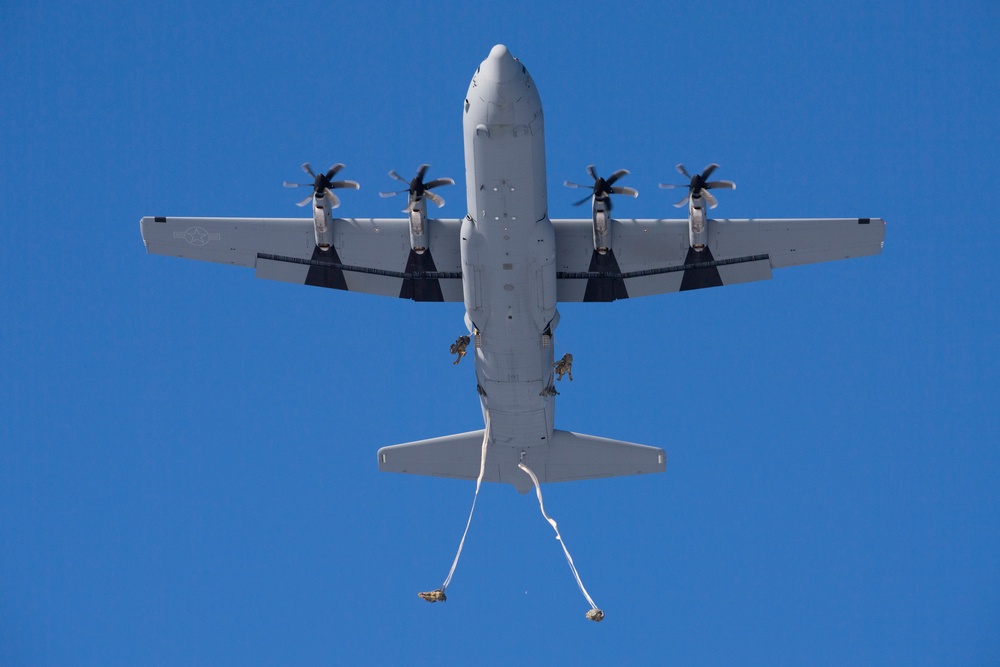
{"left": 564, "top": 165, "right": 638, "bottom": 208}
{"left": 283, "top": 162, "right": 734, "bottom": 211}
{"left": 659, "top": 163, "right": 735, "bottom": 209}
{"left": 284, "top": 163, "right": 360, "bottom": 208}
{"left": 379, "top": 164, "right": 455, "bottom": 210}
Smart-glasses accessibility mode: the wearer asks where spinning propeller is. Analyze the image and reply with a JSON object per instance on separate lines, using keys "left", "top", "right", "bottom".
{"left": 283, "top": 163, "right": 360, "bottom": 208}
{"left": 659, "top": 163, "right": 735, "bottom": 209}
{"left": 564, "top": 165, "right": 638, "bottom": 208}
{"left": 379, "top": 164, "right": 455, "bottom": 209}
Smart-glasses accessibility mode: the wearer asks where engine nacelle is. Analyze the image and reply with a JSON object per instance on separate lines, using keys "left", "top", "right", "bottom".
{"left": 408, "top": 197, "right": 429, "bottom": 254}
{"left": 592, "top": 196, "right": 612, "bottom": 254}
{"left": 312, "top": 194, "right": 335, "bottom": 250}
{"left": 688, "top": 195, "right": 709, "bottom": 251}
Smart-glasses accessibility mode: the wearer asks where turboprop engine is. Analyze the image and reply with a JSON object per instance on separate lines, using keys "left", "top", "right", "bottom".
{"left": 660, "top": 163, "right": 735, "bottom": 252}
{"left": 564, "top": 165, "right": 638, "bottom": 254}
{"left": 283, "top": 163, "right": 360, "bottom": 250}
{"left": 380, "top": 164, "right": 454, "bottom": 254}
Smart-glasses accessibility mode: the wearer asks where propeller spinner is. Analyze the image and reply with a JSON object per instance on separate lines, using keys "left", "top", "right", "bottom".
{"left": 283, "top": 163, "right": 360, "bottom": 208}
{"left": 659, "top": 163, "right": 735, "bottom": 209}
{"left": 564, "top": 165, "right": 638, "bottom": 209}
{"left": 379, "top": 164, "right": 455, "bottom": 210}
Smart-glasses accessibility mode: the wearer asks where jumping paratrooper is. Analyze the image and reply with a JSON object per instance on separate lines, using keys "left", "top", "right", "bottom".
{"left": 450, "top": 335, "right": 471, "bottom": 365}
{"left": 554, "top": 353, "right": 574, "bottom": 381}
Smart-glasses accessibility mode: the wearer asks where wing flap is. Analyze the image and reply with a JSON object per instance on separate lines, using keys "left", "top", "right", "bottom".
{"left": 716, "top": 257, "right": 773, "bottom": 286}
{"left": 255, "top": 255, "right": 309, "bottom": 284}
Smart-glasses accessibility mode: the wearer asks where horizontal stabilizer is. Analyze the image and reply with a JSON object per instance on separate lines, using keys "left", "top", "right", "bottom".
{"left": 377, "top": 430, "right": 665, "bottom": 493}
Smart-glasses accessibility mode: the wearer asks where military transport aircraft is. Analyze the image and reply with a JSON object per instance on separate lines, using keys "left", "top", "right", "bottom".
{"left": 140, "top": 44, "right": 885, "bottom": 494}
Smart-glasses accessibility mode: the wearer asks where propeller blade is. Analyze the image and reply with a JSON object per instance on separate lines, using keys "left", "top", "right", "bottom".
{"left": 329, "top": 180, "right": 360, "bottom": 190}
{"left": 702, "top": 190, "right": 718, "bottom": 209}
{"left": 658, "top": 183, "right": 682, "bottom": 189}
{"left": 610, "top": 186, "right": 638, "bottom": 198}
{"left": 586, "top": 164, "right": 599, "bottom": 181}
{"left": 284, "top": 181, "right": 308, "bottom": 188}
{"left": 676, "top": 163, "right": 691, "bottom": 179}
{"left": 379, "top": 189, "right": 404, "bottom": 198}
{"left": 705, "top": 180, "right": 736, "bottom": 190}
{"left": 701, "top": 163, "right": 719, "bottom": 180}
{"left": 415, "top": 164, "right": 430, "bottom": 182}
{"left": 389, "top": 170, "right": 409, "bottom": 184}
{"left": 423, "top": 177, "right": 455, "bottom": 190}
{"left": 296, "top": 194, "right": 313, "bottom": 207}
{"left": 324, "top": 189, "right": 341, "bottom": 208}
{"left": 325, "top": 164, "right": 345, "bottom": 180}
{"left": 301, "top": 162, "right": 316, "bottom": 177}
{"left": 572, "top": 194, "right": 592, "bottom": 206}
{"left": 564, "top": 181, "right": 591, "bottom": 189}
{"left": 674, "top": 194, "right": 690, "bottom": 208}
{"left": 424, "top": 190, "right": 445, "bottom": 208}
{"left": 606, "top": 169, "right": 629, "bottom": 186}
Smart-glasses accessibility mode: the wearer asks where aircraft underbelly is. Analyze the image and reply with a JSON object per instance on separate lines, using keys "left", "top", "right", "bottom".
{"left": 470, "top": 275, "right": 556, "bottom": 446}
{"left": 461, "top": 63, "right": 556, "bottom": 449}
{"left": 463, "top": 188, "right": 557, "bottom": 447}
{"left": 461, "top": 51, "right": 556, "bottom": 448}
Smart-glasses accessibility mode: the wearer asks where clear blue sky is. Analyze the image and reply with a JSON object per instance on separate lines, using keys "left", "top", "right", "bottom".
{"left": 2, "top": 1, "right": 998, "bottom": 664}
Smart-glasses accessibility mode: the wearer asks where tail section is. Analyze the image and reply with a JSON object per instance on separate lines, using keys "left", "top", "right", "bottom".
{"left": 377, "top": 430, "right": 665, "bottom": 494}
{"left": 545, "top": 430, "right": 666, "bottom": 484}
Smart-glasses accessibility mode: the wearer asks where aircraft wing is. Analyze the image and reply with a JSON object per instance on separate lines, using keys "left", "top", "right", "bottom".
{"left": 553, "top": 217, "right": 886, "bottom": 302}
{"left": 139, "top": 216, "right": 464, "bottom": 301}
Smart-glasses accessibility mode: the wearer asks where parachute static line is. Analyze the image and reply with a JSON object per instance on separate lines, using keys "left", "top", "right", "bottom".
{"left": 419, "top": 413, "right": 491, "bottom": 603}
{"left": 517, "top": 459, "right": 605, "bottom": 622}
{"left": 441, "top": 413, "right": 490, "bottom": 590}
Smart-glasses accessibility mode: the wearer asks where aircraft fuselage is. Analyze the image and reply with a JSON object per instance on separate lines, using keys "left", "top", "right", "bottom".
{"left": 460, "top": 45, "right": 557, "bottom": 449}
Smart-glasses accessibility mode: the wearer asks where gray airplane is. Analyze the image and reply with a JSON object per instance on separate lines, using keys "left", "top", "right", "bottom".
{"left": 140, "top": 45, "right": 884, "bottom": 494}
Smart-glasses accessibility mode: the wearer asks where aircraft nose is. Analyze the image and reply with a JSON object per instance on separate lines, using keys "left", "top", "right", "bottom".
{"left": 480, "top": 44, "right": 521, "bottom": 83}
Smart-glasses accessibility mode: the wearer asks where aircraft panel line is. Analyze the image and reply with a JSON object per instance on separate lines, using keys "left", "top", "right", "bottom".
{"left": 257, "top": 252, "right": 463, "bottom": 280}
{"left": 557, "top": 253, "right": 770, "bottom": 280}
